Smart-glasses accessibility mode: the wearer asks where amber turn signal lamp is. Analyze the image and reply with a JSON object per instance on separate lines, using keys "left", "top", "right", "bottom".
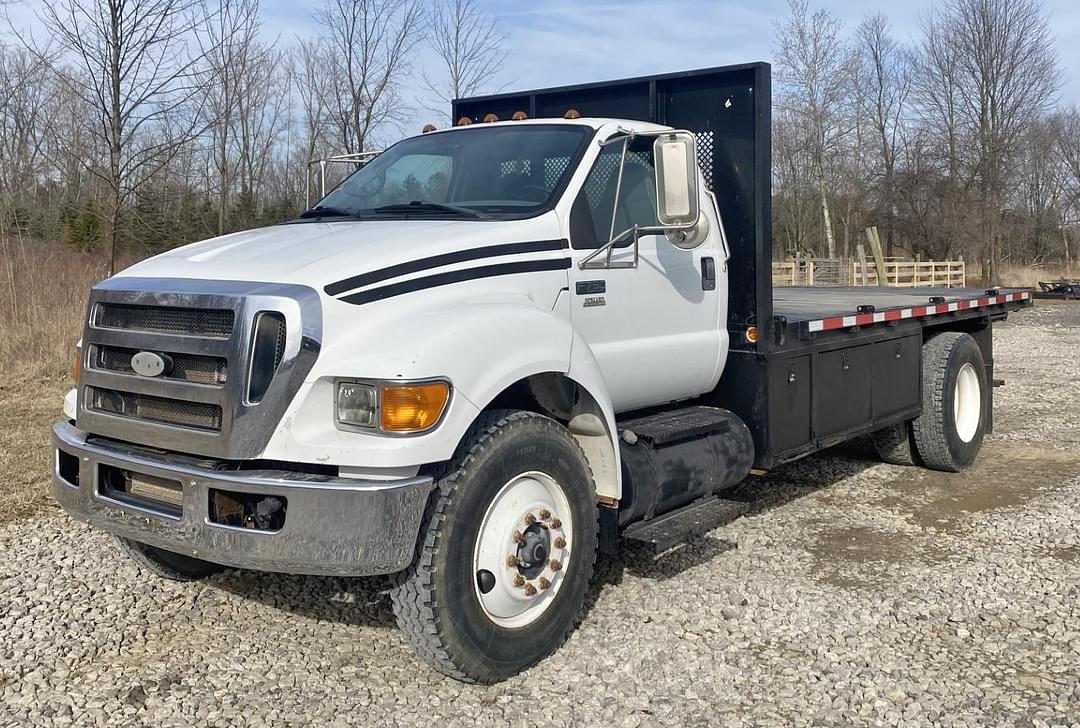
{"left": 380, "top": 382, "right": 450, "bottom": 433}
{"left": 744, "top": 326, "right": 759, "bottom": 344}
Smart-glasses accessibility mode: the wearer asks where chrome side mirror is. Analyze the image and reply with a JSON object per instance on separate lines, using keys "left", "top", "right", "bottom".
{"left": 653, "top": 131, "right": 700, "bottom": 230}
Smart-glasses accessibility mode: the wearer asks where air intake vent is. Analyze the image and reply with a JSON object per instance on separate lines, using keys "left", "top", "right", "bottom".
{"left": 89, "top": 387, "right": 223, "bottom": 431}
{"left": 95, "top": 303, "right": 234, "bottom": 338}
{"left": 247, "top": 312, "right": 286, "bottom": 404}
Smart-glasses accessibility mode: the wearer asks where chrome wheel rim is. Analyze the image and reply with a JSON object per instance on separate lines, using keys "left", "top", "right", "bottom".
{"left": 472, "top": 471, "right": 573, "bottom": 628}
{"left": 954, "top": 362, "right": 981, "bottom": 443}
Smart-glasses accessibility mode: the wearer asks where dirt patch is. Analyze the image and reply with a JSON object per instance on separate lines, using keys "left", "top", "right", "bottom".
{"left": 905, "top": 446, "right": 1080, "bottom": 532}
{"left": 1051, "top": 545, "right": 1080, "bottom": 561}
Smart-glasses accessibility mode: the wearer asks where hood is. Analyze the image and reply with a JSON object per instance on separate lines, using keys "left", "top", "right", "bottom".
{"left": 116, "top": 217, "right": 563, "bottom": 289}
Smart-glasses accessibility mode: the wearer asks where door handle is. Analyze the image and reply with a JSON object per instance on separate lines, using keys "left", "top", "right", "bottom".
{"left": 701, "top": 257, "right": 716, "bottom": 291}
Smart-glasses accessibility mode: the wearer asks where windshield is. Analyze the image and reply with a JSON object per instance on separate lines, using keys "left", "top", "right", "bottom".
{"left": 307, "top": 124, "right": 594, "bottom": 220}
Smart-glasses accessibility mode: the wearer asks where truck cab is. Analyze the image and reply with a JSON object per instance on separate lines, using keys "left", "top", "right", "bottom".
{"left": 52, "top": 63, "right": 1029, "bottom": 683}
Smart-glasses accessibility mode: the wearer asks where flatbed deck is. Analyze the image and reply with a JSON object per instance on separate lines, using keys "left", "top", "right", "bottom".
{"left": 774, "top": 286, "right": 1031, "bottom": 333}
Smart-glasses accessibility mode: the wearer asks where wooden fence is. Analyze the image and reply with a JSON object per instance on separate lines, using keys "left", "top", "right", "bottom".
{"left": 773, "top": 256, "right": 966, "bottom": 288}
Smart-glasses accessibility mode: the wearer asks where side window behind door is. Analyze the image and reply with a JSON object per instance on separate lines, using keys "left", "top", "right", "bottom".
{"left": 570, "top": 138, "right": 660, "bottom": 249}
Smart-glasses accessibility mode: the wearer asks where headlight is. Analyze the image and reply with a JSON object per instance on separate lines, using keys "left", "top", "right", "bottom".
{"left": 336, "top": 380, "right": 450, "bottom": 434}
{"left": 336, "top": 382, "right": 377, "bottom": 428}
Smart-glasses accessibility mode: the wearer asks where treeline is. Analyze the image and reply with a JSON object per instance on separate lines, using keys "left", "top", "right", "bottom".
{"left": 1, "top": 0, "right": 1078, "bottom": 282}
{"left": 0, "top": 0, "right": 504, "bottom": 272}
{"left": 773, "top": 0, "right": 1078, "bottom": 279}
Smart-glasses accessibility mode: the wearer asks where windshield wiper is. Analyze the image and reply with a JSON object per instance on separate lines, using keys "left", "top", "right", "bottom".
{"left": 373, "top": 201, "right": 485, "bottom": 218}
{"left": 298, "top": 205, "right": 354, "bottom": 219}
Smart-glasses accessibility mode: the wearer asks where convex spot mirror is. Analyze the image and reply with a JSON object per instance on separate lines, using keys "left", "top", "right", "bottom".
{"left": 653, "top": 131, "right": 700, "bottom": 232}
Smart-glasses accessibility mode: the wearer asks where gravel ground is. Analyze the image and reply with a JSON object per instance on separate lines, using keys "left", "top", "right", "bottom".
{"left": 2, "top": 302, "right": 1079, "bottom": 728}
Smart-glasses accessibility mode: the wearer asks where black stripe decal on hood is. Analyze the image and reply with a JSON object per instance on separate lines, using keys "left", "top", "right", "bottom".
{"left": 324, "top": 239, "right": 568, "bottom": 296}
{"left": 340, "top": 258, "right": 572, "bottom": 306}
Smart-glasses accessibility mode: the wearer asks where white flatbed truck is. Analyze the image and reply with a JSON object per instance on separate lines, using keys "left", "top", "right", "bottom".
{"left": 52, "top": 63, "right": 1031, "bottom": 682}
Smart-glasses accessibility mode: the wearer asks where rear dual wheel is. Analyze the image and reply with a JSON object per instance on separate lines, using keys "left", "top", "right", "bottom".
{"left": 872, "top": 331, "right": 988, "bottom": 472}
{"left": 390, "top": 410, "right": 598, "bottom": 683}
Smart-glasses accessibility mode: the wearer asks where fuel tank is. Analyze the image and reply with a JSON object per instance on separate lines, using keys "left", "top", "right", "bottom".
{"left": 616, "top": 406, "right": 754, "bottom": 527}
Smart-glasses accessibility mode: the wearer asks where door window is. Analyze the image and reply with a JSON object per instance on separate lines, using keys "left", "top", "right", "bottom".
{"left": 571, "top": 137, "right": 660, "bottom": 249}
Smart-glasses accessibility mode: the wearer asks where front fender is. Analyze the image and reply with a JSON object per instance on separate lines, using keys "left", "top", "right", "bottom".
{"left": 262, "top": 296, "right": 574, "bottom": 469}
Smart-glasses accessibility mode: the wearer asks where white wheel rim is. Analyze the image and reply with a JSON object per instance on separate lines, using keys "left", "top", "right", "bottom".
{"left": 953, "top": 362, "right": 981, "bottom": 443}
{"left": 472, "top": 471, "right": 573, "bottom": 628}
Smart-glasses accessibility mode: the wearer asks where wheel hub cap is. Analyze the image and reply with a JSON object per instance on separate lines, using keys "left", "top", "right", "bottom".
{"left": 472, "top": 471, "right": 573, "bottom": 628}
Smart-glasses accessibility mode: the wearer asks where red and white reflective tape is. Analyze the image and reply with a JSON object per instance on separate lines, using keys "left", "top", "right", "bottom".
{"left": 805, "top": 290, "right": 1031, "bottom": 333}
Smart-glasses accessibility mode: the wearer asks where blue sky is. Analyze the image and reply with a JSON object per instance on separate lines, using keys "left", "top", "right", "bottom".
{"left": 7, "top": 0, "right": 1080, "bottom": 146}
{"left": 265, "top": 0, "right": 1080, "bottom": 141}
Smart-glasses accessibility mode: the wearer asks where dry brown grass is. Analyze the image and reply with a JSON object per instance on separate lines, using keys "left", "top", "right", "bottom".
{"left": 0, "top": 241, "right": 107, "bottom": 523}
{"left": 994, "top": 262, "right": 1079, "bottom": 289}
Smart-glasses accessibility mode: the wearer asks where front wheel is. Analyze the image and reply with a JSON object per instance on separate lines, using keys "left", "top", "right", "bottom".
{"left": 390, "top": 410, "right": 598, "bottom": 683}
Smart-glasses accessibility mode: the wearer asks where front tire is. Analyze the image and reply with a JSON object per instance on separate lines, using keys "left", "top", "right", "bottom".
{"left": 911, "top": 332, "right": 988, "bottom": 472}
{"left": 390, "top": 410, "right": 598, "bottom": 683}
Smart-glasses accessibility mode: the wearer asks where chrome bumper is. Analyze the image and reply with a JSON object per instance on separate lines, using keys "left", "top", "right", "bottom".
{"left": 52, "top": 420, "right": 434, "bottom": 576}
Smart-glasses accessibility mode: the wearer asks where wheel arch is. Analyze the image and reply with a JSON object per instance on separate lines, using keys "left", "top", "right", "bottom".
{"left": 467, "top": 368, "right": 621, "bottom": 502}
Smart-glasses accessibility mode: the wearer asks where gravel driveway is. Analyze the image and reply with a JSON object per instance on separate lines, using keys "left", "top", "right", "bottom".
{"left": 3, "top": 303, "right": 1079, "bottom": 727}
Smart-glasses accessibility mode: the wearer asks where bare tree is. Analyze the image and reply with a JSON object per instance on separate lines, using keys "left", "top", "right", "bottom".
{"left": 855, "top": 13, "right": 910, "bottom": 254}
{"left": 313, "top": 0, "right": 424, "bottom": 155}
{"left": 1055, "top": 107, "right": 1080, "bottom": 264}
{"left": 233, "top": 44, "right": 289, "bottom": 227}
{"left": 27, "top": 0, "right": 217, "bottom": 274}
{"left": 774, "top": 0, "right": 853, "bottom": 258}
{"left": 941, "top": 0, "right": 1061, "bottom": 281}
{"left": 200, "top": 0, "right": 261, "bottom": 235}
{"left": 422, "top": 0, "right": 507, "bottom": 121}
{"left": 292, "top": 38, "right": 330, "bottom": 201}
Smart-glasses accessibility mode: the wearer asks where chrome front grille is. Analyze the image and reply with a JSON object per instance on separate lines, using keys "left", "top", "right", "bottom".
{"left": 94, "top": 302, "right": 235, "bottom": 338}
{"left": 93, "top": 345, "right": 228, "bottom": 386}
{"left": 88, "top": 387, "right": 224, "bottom": 431}
{"left": 76, "top": 279, "right": 322, "bottom": 459}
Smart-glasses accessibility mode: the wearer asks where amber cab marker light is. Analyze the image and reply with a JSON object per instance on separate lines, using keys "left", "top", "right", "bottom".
{"left": 564, "top": 109, "right": 581, "bottom": 119}
{"left": 456, "top": 116, "right": 472, "bottom": 126}
{"left": 512, "top": 111, "right": 528, "bottom": 120}
{"left": 421, "top": 123, "right": 436, "bottom": 133}
{"left": 482, "top": 113, "right": 499, "bottom": 123}
{"left": 380, "top": 382, "right": 450, "bottom": 433}
{"left": 744, "top": 326, "right": 759, "bottom": 344}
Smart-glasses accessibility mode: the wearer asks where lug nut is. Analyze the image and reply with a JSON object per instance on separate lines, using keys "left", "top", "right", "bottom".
{"left": 550, "top": 518, "right": 562, "bottom": 529}
{"left": 506, "top": 555, "right": 520, "bottom": 567}
{"left": 513, "top": 574, "right": 525, "bottom": 587}
{"left": 554, "top": 537, "right": 566, "bottom": 549}
{"left": 524, "top": 583, "right": 537, "bottom": 597}
{"left": 538, "top": 577, "right": 551, "bottom": 590}
{"left": 539, "top": 509, "right": 551, "bottom": 520}
{"left": 550, "top": 559, "right": 562, "bottom": 572}
{"left": 524, "top": 513, "right": 537, "bottom": 525}
{"left": 512, "top": 530, "right": 523, "bottom": 544}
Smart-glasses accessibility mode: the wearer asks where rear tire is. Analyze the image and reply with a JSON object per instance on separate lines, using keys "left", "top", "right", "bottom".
{"left": 911, "top": 332, "right": 988, "bottom": 472}
{"left": 390, "top": 410, "right": 598, "bottom": 683}
{"left": 116, "top": 537, "right": 224, "bottom": 581}
{"left": 871, "top": 421, "right": 917, "bottom": 466}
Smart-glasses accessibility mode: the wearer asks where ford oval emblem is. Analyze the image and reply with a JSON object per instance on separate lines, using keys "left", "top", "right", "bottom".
{"left": 131, "top": 351, "right": 166, "bottom": 377}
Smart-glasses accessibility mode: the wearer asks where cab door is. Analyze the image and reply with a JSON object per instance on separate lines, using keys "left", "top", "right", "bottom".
{"left": 567, "top": 136, "right": 723, "bottom": 412}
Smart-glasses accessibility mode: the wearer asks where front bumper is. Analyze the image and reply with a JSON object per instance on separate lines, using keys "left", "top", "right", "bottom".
{"left": 52, "top": 420, "right": 435, "bottom": 576}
